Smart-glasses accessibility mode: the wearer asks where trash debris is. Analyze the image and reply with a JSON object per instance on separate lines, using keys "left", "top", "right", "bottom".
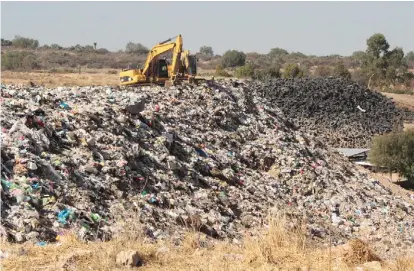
{"left": 0, "top": 80, "right": 413, "bottom": 260}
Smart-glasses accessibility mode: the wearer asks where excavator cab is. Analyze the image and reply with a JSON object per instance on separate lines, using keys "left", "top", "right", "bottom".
{"left": 186, "top": 55, "right": 197, "bottom": 75}
{"left": 154, "top": 59, "right": 169, "bottom": 78}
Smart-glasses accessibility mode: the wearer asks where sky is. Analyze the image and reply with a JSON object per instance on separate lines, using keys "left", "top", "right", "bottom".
{"left": 1, "top": 1, "right": 414, "bottom": 56}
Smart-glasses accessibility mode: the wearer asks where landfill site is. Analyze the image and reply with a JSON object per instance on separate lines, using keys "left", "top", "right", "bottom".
{"left": 1, "top": 75, "right": 414, "bottom": 270}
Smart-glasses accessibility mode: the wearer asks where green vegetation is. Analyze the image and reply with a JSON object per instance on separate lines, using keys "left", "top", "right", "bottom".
{"left": 214, "top": 65, "right": 231, "bottom": 77}
{"left": 234, "top": 63, "right": 255, "bottom": 78}
{"left": 1, "top": 34, "right": 413, "bottom": 90}
{"left": 1, "top": 51, "right": 39, "bottom": 70}
{"left": 361, "top": 33, "right": 411, "bottom": 88}
{"left": 283, "top": 63, "right": 304, "bottom": 78}
{"left": 11, "top": 35, "right": 39, "bottom": 49}
{"left": 369, "top": 129, "right": 414, "bottom": 182}
{"left": 221, "top": 50, "right": 246, "bottom": 68}
{"left": 332, "top": 61, "right": 351, "bottom": 80}
{"left": 199, "top": 46, "right": 214, "bottom": 58}
{"left": 125, "top": 42, "right": 149, "bottom": 55}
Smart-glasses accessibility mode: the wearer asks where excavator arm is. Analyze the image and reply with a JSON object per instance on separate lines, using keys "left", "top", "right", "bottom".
{"left": 119, "top": 34, "right": 202, "bottom": 86}
{"left": 141, "top": 35, "right": 183, "bottom": 77}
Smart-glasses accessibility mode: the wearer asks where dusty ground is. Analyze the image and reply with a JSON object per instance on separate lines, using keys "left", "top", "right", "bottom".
{"left": 0, "top": 70, "right": 217, "bottom": 88}
{"left": 383, "top": 92, "right": 414, "bottom": 111}
{"left": 1, "top": 70, "right": 120, "bottom": 87}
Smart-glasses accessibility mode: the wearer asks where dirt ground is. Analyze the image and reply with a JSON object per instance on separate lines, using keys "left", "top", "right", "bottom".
{"left": 383, "top": 92, "right": 414, "bottom": 111}
{"left": 1, "top": 70, "right": 120, "bottom": 87}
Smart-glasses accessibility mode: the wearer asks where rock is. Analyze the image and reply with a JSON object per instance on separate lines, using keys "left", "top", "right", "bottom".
{"left": 116, "top": 250, "right": 142, "bottom": 267}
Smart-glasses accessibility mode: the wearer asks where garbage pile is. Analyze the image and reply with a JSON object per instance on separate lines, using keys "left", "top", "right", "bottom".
{"left": 1, "top": 81, "right": 413, "bottom": 259}
{"left": 252, "top": 78, "right": 404, "bottom": 148}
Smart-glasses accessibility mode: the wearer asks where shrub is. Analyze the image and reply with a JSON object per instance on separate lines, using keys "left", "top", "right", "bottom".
{"left": 1, "top": 38, "right": 12, "bottom": 46}
{"left": 214, "top": 65, "right": 231, "bottom": 77}
{"left": 221, "top": 50, "right": 246, "bottom": 68}
{"left": 283, "top": 63, "right": 304, "bottom": 78}
{"left": 12, "top": 35, "right": 39, "bottom": 49}
{"left": 21, "top": 54, "right": 40, "bottom": 70}
{"left": 125, "top": 42, "right": 149, "bottom": 55}
{"left": 314, "top": 66, "right": 333, "bottom": 77}
{"left": 199, "top": 46, "right": 214, "bottom": 58}
{"left": 2, "top": 51, "right": 26, "bottom": 70}
{"left": 333, "top": 61, "right": 351, "bottom": 80}
{"left": 50, "top": 44, "right": 63, "bottom": 50}
{"left": 234, "top": 63, "right": 255, "bottom": 78}
{"left": 369, "top": 129, "right": 414, "bottom": 182}
{"left": 268, "top": 48, "right": 289, "bottom": 58}
{"left": 253, "top": 65, "right": 281, "bottom": 81}
{"left": 1, "top": 51, "right": 40, "bottom": 70}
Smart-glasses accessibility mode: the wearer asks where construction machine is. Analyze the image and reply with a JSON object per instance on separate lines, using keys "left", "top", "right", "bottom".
{"left": 119, "top": 34, "right": 202, "bottom": 87}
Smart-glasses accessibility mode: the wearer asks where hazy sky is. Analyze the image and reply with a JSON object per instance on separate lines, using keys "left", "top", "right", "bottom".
{"left": 1, "top": 1, "right": 414, "bottom": 56}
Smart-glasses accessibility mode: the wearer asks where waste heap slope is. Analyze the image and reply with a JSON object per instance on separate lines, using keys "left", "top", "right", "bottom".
{"left": 1, "top": 81, "right": 413, "bottom": 259}
{"left": 252, "top": 77, "right": 404, "bottom": 148}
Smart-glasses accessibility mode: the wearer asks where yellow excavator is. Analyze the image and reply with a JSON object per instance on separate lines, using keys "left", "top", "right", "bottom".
{"left": 119, "top": 34, "right": 202, "bottom": 87}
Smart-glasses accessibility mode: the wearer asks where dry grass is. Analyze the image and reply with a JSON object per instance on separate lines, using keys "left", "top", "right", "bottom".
{"left": 2, "top": 212, "right": 412, "bottom": 271}
{"left": 0, "top": 70, "right": 219, "bottom": 88}
{"left": 0, "top": 213, "right": 341, "bottom": 271}
{"left": 1, "top": 70, "right": 119, "bottom": 87}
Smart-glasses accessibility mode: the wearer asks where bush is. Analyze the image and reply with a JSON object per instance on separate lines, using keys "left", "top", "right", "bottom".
{"left": 12, "top": 35, "right": 39, "bottom": 49}
{"left": 268, "top": 48, "right": 289, "bottom": 58}
{"left": 333, "top": 61, "right": 351, "bottom": 80}
{"left": 50, "top": 44, "right": 63, "bottom": 50}
{"left": 125, "top": 42, "right": 149, "bottom": 55}
{"left": 221, "top": 50, "right": 246, "bottom": 68}
{"left": 1, "top": 51, "right": 40, "bottom": 70}
{"left": 1, "top": 38, "right": 12, "bottom": 46}
{"left": 234, "top": 63, "right": 255, "bottom": 78}
{"left": 314, "top": 66, "right": 333, "bottom": 77}
{"left": 253, "top": 65, "right": 281, "bottom": 81}
{"left": 199, "top": 46, "right": 214, "bottom": 58}
{"left": 369, "top": 129, "right": 414, "bottom": 182}
{"left": 283, "top": 63, "right": 304, "bottom": 78}
{"left": 214, "top": 65, "right": 231, "bottom": 77}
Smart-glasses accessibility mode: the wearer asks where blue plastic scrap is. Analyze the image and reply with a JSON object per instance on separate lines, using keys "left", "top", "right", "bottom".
{"left": 57, "top": 208, "right": 73, "bottom": 224}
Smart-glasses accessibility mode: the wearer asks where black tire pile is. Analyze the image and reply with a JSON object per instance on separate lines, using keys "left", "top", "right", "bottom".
{"left": 252, "top": 77, "right": 404, "bottom": 148}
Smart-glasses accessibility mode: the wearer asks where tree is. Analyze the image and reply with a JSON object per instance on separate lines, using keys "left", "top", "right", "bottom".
{"left": 289, "top": 52, "right": 307, "bottom": 59}
{"left": 268, "top": 47, "right": 289, "bottom": 58}
{"left": 1, "top": 38, "right": 12, "bottom": 46}
{"left": 221, "top": 50, "right": 246, "bottom": 68}
{"left": 283, "top": 63, "right": 304, "bottom": 78}
{"left": 404, "top": 51, "right": 414, "bottom": 69}
{"left": 12, "top": 35, "right": 39, "bottom": 49}
{"left": 125, "top": 42, "right": 149, "bottom": 54}
{"left": 385, "top": 47, "right": 408, "bottom": 85}
{"left": 333, "top": 61, "right": 351, "bottom": 80}
{"left": 361, "top": 33, "right": 411, "bottom": 88}
{"left": 94, "top": 42, "right": 97, "bottom": 50}
{"left": 369, "top": 129, "right": 414, "bottom": 182}
{"left": 199, "top": 46, "right": 214, "bottom": 57}
{"left": 352, "top": 51, "right": 366, "bottom": 60}
{"left": 366, "top": 33, "right": 389, "bottom": 58}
